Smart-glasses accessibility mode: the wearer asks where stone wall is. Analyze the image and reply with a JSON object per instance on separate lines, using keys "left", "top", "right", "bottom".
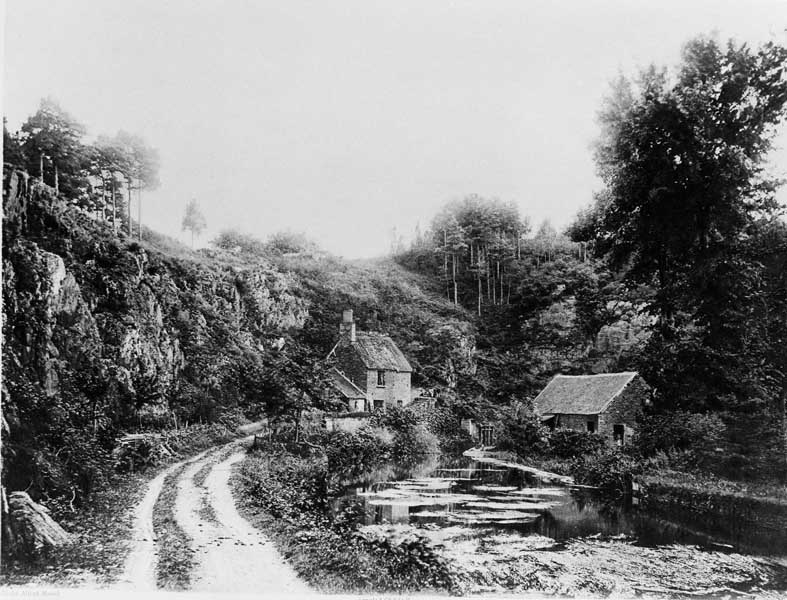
{"left": 555, "top": 413, "right": 598, "bottom": 432}
{"left": 597, "top": 376, "right": 648, "bottom": 444}
{"left": 366, "top": 369, "right": 411, "bottom": 409}
{"left": 325, "top": 414, "right": 371, "bottom": 433}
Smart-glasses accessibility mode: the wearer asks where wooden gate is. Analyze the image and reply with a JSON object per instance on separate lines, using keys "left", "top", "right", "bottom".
{"left": 480, "top": 425, "right": 494, "bottom": 446}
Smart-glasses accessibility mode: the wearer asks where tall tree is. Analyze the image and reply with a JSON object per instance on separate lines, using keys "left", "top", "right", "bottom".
{"left": 577, "top": 35, "right": 787, "bottom": 472}
{"left": 19, "top": 98, "right": 88, "bottom": 196}
{"left": 89, "top": 135, "right": 132, "bottom": 231}
{"left": 112, "top": 131, "right": 160, "bottom": 238}
{"left": 589, "top": 37, "right": 787, "bottom": 323}
{"left": 181, "top": 199, "right": 207, "bottom": 248}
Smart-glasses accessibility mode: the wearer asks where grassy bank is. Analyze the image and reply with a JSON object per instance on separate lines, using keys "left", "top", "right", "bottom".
{"left": 231, "top": 447, "right": 457, "bottom": 594}
{"left": 0, "top": 469, "right": 148, "bottom": 587}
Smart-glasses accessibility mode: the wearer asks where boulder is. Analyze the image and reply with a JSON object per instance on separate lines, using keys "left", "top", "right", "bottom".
{"left": 3, "top": 489, "right": 71, "bottom": 557}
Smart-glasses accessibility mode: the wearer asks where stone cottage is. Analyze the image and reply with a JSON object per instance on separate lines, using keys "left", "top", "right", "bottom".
{"left": 327, "top": 310, "right": 412, "bottom": 411}
{"left": 533, "top": 372, "right": 650, "bottom": 446}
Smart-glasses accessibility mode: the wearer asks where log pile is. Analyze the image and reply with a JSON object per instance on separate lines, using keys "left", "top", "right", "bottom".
{"left": 112, "top": 432, "right": 175, "bottom": 472}
{"left": 2, "top": 488, "right": 71, "bottom": 557}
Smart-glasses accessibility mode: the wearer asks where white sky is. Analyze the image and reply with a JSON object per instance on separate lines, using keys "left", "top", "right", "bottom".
{"left": 3, "top": 0, "right": 787, "bottom": 257}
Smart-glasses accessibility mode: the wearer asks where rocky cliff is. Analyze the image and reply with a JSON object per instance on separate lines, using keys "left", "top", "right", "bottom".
{"left": 2, "top": 169, "right": 308, "bottom": 501}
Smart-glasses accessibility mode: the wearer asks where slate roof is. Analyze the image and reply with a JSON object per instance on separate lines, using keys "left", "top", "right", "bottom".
{"left": 330, "top": 368, "right": 366, "bottom": 400}
{"left": 533, "top": 372, "right": 639, "bottom": 416}
{"left": 351, "top": 332, "right": 413, "bottom": 372}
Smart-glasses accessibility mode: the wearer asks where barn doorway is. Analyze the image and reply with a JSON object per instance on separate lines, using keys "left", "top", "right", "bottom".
{"left": 480, "top": 425, "right": 495, "bottom": 446}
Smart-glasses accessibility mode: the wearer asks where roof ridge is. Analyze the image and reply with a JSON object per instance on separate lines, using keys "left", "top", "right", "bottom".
{"left": 533, "top": 372, "right": 640, "bottom": 415}
{"left": 554, "top": 371, "right": 638, "bottom": 378}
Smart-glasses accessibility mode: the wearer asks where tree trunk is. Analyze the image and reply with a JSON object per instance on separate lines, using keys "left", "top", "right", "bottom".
{"left": 443, "top": 230, "right": 449, "bottom": 301}
{"left": 1, "top": 487, "right": 17, "bottom": 555}
{"left": 54, "top": 164, "right": 59, "bottom": 194}
{"left": 39, "top": 152, "right": 44, "bottom": 182}
{"left": 138, "top": 187, "right": 142, "bottom": 241}
{"left": 781, "top": 383, "right": 787, "bottom": 478}
{"left": 486, "top": 250, "right": 491, "bottom": 301}
{"left": 499, "top": 262, "right": 503, "bottom": 304}
{"left": 452, "top": 253, "right": 458, "bottom": 305}
{"left": 477, "top": 272, "right": 482, "bottom": 316}
{"left": 127, "top": 179, "right": 133, "bottom": 236}
{"left": 111, "top": 178, "right": 117, "bottom": 233}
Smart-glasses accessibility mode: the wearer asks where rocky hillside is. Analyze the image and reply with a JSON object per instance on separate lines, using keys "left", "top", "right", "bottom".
{"left": 2, "top": 170, "right": 310, "bottom": 502}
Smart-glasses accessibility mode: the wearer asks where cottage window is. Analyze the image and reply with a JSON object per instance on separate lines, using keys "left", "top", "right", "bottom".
{"left": 377, "top": 370, "right": 386, "bottom": 387}
{"left": 374, "top": 399, "right": 384, "bottom": 410}
{"left": 586, "top": 420, "right": 596, "bottom": 433}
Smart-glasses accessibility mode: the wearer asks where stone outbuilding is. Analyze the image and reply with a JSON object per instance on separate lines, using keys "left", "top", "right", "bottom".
{"left": 533, "top": 371, "right": 650, "bottom": 446}
{"left": 327, "top": 310, "right": 412, "bottom": 411}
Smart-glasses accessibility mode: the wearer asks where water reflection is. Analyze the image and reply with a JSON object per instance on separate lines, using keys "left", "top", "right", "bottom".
{"left": 331, "top": 454, "right": 787, "bottom": 556}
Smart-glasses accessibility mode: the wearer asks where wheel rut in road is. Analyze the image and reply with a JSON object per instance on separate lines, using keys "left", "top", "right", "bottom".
{"left": 119, "top": 440, "right": 309, "bottom": 595}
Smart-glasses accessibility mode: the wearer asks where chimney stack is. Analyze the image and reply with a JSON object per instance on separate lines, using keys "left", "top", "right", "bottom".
{"left": 339, "top": 309, "right": 356, "bottom": 342}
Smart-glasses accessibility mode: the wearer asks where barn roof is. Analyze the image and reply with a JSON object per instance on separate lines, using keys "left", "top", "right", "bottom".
{"left": 330, "top": 368, "right": 366, "bottom": 400}
{"left": 352, "top": 332, "right": 413, "bottom": 372}
{"left": 533, "top": 372, "right": 639, "bottom": 416}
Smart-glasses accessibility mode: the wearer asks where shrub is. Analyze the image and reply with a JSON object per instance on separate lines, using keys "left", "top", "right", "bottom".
{"left": 496, "top": 414, "right": 550, "bottom": 456}
{"left": 355, "top": 528, "right": 456, "bottom": 590}
{"left": 420, "top": 405, "right": 474, "bottom": 454}
{"left": 370, "top": 407, "right": 439, "bottom": 459}
{"left": 634, "top": 411, "right": 726, "bottom": 462}
{"left": 323, "top": 428, "right": 391, "bottom": 476}
{"left": 548, "top": 428, "right": 606, "bottom": 458}
{"left": 570, "top": 448, "right": 641, "bottom": 496}
{"left": 241, "top": 452, "right": 328, "bottom": 521}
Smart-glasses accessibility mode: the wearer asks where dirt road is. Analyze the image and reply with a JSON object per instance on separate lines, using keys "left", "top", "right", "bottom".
{"left": 117, "top": 439, "right": 309, "bottom": 595}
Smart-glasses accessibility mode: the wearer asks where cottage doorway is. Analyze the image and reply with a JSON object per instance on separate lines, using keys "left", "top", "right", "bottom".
{"left": 613, "top": 424, "right": 625, "bottom": 446}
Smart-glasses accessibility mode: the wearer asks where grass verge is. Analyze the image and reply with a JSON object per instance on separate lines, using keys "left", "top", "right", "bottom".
{"left": 0, "top": 471, "right": 148, "bottom": 587}
{"left": 152, "top": 465, "right": 194, "bottom": 590}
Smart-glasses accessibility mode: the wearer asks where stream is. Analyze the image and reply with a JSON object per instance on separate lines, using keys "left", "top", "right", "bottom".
{"left": 331, "top": 454, "right": 787, "bottom": 596}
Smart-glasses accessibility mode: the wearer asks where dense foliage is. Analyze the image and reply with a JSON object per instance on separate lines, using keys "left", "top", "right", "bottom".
{"left": 569, "top": 36, "right": 787, "bottom": 479}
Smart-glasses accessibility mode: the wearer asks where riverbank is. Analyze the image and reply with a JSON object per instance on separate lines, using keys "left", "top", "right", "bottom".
{"left": 230, "top": 447, "right": 458, "bottom": 594}
{"left": 640, "top": 471, "right": 787, "bottom": 556}
{"left": 231, "top": 445, "right": 787, "bottom": 597}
